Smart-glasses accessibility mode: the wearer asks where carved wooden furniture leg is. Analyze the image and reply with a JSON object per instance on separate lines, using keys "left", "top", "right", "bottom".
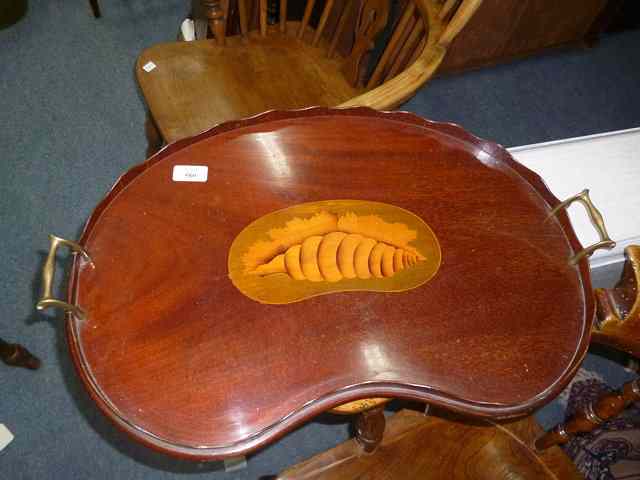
{"left": 354, "top": 406, "right": 385, "bottom": 453}
{"left": 535, "top": 378, "right": 640, "bottom": 450}
{"left": 145, "top": 114, "right": 163, "bottom": 158}
{"left": 89, "top": 0, "right": 101, "bottom": 18}
{"left": 201, "top": 0, "right": 229, "bottom": 44}
{"left": 0, "top": 337, "right": 41, "bottom": 370}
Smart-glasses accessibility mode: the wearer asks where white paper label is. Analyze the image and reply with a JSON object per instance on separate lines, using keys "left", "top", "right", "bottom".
{"left": 172, "top": 165, "right": 208, "bottom": 182}
{"left": 142, "top": 61, "right": 156, "bottom": 72}
{"left": 0, "top": 424, "right": 14, "bottom": 452}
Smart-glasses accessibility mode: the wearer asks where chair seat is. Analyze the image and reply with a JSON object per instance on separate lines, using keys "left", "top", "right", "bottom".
{"left": 137, "top": 31, "right": 361, "bottom": 144}
{"left": 278, "top": 410, "right": 583, "bottom": 479}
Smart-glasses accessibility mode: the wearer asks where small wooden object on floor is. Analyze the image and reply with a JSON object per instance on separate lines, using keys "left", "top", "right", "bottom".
{"left": 0, "top": 337, "right": 41, "bottom": 370}
{"left": 89, "top": 0, "right": 101, "bottom": 18}
{"left": 277, "top": 409, "right": 583, "bottom": 479}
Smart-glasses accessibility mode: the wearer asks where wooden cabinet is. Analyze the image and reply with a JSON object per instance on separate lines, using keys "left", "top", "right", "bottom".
{"left": 440, "top": 0, "right": 608, "bottom": 73}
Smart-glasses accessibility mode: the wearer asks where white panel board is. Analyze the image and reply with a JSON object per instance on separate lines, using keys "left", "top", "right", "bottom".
{"left": 509, "top": 128, "right": 640, "bottom": 268}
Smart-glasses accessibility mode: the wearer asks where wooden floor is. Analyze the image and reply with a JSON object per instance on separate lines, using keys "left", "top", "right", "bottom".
{"left": 278, "top": 409, "right": 583, "bottom": 480}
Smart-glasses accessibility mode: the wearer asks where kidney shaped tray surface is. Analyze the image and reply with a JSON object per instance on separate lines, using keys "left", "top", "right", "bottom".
{"left": 66, "top": 108, "right": 593, "bottom": 460}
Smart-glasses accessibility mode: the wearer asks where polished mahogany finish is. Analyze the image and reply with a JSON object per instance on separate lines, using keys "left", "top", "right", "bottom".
{"left": 65, "top": 107, "right": 594, "bottom": 460}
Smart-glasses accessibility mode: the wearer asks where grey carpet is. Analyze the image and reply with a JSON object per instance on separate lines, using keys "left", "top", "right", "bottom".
{"left": 1, "top": 0, "right": 639, "bottom": 478}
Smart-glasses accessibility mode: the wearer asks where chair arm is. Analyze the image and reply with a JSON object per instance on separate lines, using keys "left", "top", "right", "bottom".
{"left": 438, "top": 0, "right": 483, "bottom": 47}
{"left": 591, "top": 245, "right": 640, "bottom": 357}
{"left": 338, "top": 44, "right": 446, "bottom": 111}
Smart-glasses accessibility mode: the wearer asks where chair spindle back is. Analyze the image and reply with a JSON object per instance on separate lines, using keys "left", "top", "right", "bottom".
{"left": 202, "top": 0, "right": 481, "bottom": 91}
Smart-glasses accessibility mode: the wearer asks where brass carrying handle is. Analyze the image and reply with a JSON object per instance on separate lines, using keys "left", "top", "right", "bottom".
{"left": 36, "top": 234, "right": 94, "bottom": 320}
{"left": 548, "top": 189, "right": 616, "bottom": 265}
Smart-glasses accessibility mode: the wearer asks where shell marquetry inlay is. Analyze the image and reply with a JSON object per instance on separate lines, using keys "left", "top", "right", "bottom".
{"left": 228, "top": 200, "right": 441, "bottom": 304}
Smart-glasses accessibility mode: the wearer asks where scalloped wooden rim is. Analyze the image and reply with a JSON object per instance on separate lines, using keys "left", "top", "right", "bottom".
{"left": 64, "top": 107, "right": 594, "bottom": 461}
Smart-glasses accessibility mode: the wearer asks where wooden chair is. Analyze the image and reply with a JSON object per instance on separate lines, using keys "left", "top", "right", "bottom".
{"left": 137, "top": 0, "right": 482, "bottom": 157}
{"left": 278, "top": 409, "right": 583, "bottom": 479}
{"left": 536, "top": 245, "right": 640, "bottom": 450}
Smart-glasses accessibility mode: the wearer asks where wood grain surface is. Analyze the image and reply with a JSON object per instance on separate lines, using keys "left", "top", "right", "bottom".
{"left": 439, "top": 0, "right": 607, "bottom": 73}
{"left": 137, "top": 24, "right": 359, "bottom": 144}
{"left": 138, "top": 1, "right": 482, "bottom": 149}
{"left": 278, "top": 409, "right": 583, "bottom": 479}
{"left": 65, "top": 107, "right": 594, "bottom": 460}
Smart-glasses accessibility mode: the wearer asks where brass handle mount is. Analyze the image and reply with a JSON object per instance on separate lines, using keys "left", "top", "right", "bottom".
{"left": 548, "top": 189, "right": 616, "bottom": 265}
{"left": 36, "top": 234, "right": 94, "bottom": 320}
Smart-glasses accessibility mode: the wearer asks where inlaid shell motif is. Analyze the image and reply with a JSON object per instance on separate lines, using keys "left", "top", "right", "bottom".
{"left": 228, "top": 200, "right": 441, "bottom": 304}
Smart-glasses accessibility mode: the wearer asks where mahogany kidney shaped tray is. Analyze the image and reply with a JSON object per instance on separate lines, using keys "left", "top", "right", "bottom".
{"left": 63, "top": 107, "right": 594, "bottom": 460}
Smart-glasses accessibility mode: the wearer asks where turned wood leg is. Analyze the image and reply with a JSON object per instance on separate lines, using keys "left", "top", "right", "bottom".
{"left": 0, "top": 337, "right": 41, "bottom": 370}
{"left": 535, "top": 378, "right": 640, "bottom": 450}
{"left": 145, "top": 114, "right": 163, "bottom": 158}
{"left": 201, "top": 0, "right": 229, "bottom": 44}
{"left": 89, "top": 0, "right": 101, "bottom": 18}
{"left": 355, "top": 406, "right": 385, "bottom": 453}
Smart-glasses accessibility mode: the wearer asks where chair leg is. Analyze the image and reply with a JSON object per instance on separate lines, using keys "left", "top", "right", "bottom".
{"left": 0, "top": 337, "right": 41, "bottom": 370}
{"left": 89, "top": 0, "right": 101, "bottom": 18}
{"left": 535, "top": 378, "right": 640, "bottom": 450}
{"left": 354, "top": 406, "right": 386, "bottom": 453}
{"left": 145, "top": 114, "right": 163, "bottom": 158}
